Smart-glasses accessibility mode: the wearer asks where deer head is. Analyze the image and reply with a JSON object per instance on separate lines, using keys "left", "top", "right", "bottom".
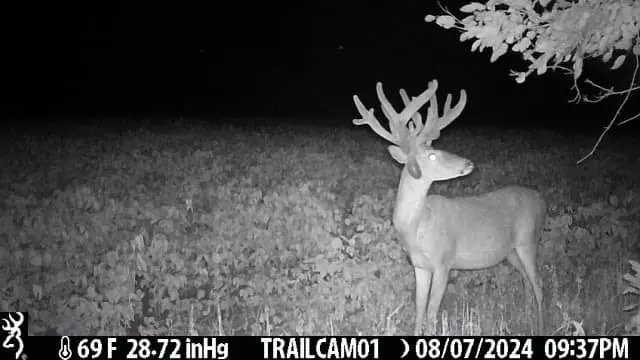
{"left": 352, "top": 81, "right": 471, "bottom": 181}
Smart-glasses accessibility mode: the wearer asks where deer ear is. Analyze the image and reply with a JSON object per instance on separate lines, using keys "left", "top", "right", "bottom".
{"left": 388, "top": 145, "right": 408, "bottom": 164}
{"left": 388, "top": 146, "right": 422, "bottom": 179}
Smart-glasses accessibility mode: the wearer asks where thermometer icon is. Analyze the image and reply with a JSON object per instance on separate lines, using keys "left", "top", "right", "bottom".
{"left": 58, "top": 336, "right": 72, "bottom": 360}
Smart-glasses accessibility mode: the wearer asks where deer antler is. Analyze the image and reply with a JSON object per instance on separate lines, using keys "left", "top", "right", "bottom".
{"left": 352, "top": 81, "right": 438, "bottom": 152}
{"left": 418, "top": 87, "right": 467, "bottom": 146}
{"left": 399, "top": 88, "right": 424, "bottom": 133}
{"left": 353, "top": 80, "right": 466, "bottom": 152}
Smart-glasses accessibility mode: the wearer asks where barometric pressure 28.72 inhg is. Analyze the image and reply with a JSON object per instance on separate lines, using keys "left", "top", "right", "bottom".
{"left": 67, "top": 337, "right": 228, "bottom": 359}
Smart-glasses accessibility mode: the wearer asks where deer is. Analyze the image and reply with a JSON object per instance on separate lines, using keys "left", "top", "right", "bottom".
{"left": 352, "top": 80, "right": 546, "bottom": 335}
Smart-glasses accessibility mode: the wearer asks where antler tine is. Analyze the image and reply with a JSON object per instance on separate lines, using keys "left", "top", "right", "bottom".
{"left": 352, "top": 94, "right": 397, "bottom": 144}
{"left": 419, "top": 85, "right": 467, "bottom": 145}
{"left": 421, "top": 87, "right": 440, "bottom": 143}
{"left": 375, "top": 82, "right": 407, "bottom": 141}
{"left": 397, "top": 80, "right": 438, "bottom": 134}
{"left": 399, "top": 88, "right": 424, "bottom": 133}
{"left": 438, "top": 89, "right": 467, "bottom": 130}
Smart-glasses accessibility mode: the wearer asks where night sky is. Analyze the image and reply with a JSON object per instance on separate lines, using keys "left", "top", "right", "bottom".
{"left": 4, "top": 0, "right": 638, "bottom": 131}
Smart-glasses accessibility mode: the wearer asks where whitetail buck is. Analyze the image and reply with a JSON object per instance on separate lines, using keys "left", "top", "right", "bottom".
{"left": 352, "top": 81, "right": 545, "bottom": 335}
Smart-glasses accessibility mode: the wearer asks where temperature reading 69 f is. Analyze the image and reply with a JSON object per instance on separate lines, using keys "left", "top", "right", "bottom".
{"left": 76, "top": 338, "right": 118, "bottom": 359}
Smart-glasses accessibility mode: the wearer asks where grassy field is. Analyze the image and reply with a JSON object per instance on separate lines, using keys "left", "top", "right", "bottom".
{"left": 1, "top": 117, "right": 639, "bottom": 336}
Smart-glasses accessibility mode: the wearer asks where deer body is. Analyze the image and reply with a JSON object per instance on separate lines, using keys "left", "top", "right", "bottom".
{"left": 421, "top": 188, "right": 545, "bottom": 270}
{"left": 352, "top": 81, "right": 545, "bottom": 335}
{"left": 397, "top": 184, "right": 547, "bottom": 271}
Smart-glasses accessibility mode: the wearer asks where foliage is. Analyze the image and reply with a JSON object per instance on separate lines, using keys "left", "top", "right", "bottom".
{"left": 426, "top": 0, "right": 640, "bottom": 161}
{"left": 426, "top": 0, "right": 639, "bottom": 82}
{"left": 623, "top": 260, "right": 640, "bottom": 335}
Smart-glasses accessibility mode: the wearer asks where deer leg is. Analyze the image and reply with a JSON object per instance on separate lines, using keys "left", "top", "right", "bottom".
{"left": 414, "top": 267, "right": 432, "bottom": 335}
{"left": 507, "top": 251, "right": 526, "bottom": 276}
{"left": 514, "top": 245, "right": 543, "bottom": 334}
{"left": 507, "top": 251, "right": 536, "bottom": 328}
{"left": 425, "top": 267, "right": 449, "bottom": 335}
{"left": 507, "top": 251, "right": 528, "bottom": 292}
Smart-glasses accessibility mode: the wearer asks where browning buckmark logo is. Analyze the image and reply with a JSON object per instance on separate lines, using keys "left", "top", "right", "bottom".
{"left": 1, "top": 312, "right": 27, "bottom": 360}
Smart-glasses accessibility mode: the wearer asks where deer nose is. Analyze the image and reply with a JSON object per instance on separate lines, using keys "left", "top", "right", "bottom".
{"left": 464, "top": 160, "right": 474, "bottom": 171}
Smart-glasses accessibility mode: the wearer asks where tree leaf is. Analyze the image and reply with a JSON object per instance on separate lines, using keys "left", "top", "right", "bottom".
{"left": 611, "top": 55, "right": 626, "bottom": 70}
{"left": 490, "top": 43, "right": 508, "bottom": 63}
{"left": 573, "top": 56, "right": 583, "bottom": 79}
{"left": 514, "top": 37, "right": 531, "bottom": 52}
{"left": 460, "top": 2, "right": 485, "bottom": 13}
{"left": 536, "top": 60, "right": 548, "bottom": 75}
{"left": 471, "top": 39, "right": 482, "bottom": 52}
{"left": 436, "top": 15, "right": 456, "bottom": 29}
{"left": 602, "top": 48, "right": 613, "bottom": 63}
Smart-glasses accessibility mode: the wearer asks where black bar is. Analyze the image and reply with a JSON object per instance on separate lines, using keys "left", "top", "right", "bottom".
{"left": 19, "top": 336, "right": 638, "bottom": 360}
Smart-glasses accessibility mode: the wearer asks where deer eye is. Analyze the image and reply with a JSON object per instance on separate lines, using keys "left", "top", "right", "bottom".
{"left": 428, "top": 153, "right": 437, "bottom": 161}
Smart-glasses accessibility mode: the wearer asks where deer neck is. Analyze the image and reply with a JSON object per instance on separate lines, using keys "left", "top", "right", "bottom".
{"left": 392, "top": 165, "right": 433, "bottom": 237}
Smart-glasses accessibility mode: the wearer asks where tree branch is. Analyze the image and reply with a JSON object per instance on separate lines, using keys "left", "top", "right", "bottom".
{"left": 577, "top": 55, "right": 639, "bottom": 164}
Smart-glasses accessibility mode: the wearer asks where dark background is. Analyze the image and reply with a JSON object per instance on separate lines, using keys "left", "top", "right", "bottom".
{"left": 3, "top": 0, "right": 638, "bottom": 132}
